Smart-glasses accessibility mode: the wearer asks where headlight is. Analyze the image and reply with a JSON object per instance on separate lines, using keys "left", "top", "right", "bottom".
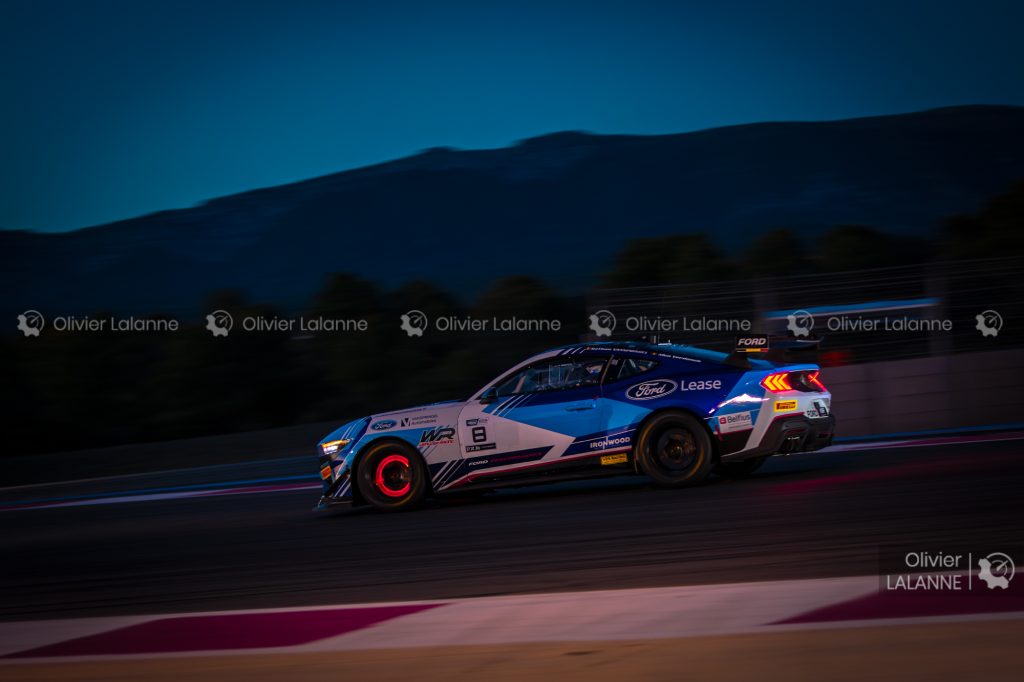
{"left": 321, "top": 439, "right": 350, "bottom": 455}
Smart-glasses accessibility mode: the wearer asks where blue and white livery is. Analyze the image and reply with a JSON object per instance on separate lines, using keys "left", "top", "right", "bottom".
{"left": 316, "top": 339, "right": 834, "bottom": 511}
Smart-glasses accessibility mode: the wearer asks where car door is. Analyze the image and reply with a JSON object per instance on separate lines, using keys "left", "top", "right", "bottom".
{"left": 454, "top": 355, "right": 610, "bottom": 484}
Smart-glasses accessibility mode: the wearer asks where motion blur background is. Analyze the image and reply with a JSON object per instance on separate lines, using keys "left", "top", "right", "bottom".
{"left": 2, "top": 0, "right": 1023, "bottom": 459}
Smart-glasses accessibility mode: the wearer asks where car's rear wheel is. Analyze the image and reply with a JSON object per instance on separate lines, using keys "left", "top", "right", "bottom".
{"left": 355, "top": 441, "right": 428, "bottom": 511}
{"left": 714, "top": 455, "right": 768, "bottom": 478}
{"left": 635, "top": 411, "right": 713, "bottom": 487}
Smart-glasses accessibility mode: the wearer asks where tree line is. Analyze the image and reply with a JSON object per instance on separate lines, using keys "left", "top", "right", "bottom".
{"left": 3, "top": 181, "right": 1021, "bottom": 455}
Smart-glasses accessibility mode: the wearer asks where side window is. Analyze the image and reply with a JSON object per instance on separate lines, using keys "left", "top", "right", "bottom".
{"left": 608, "top": 357, "right": 659, "bottom": 382}
{"left": 493, "top": 358, "right": 607, "bottom": 397}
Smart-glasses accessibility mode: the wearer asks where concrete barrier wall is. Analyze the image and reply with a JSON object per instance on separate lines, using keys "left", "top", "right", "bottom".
{"left": 824, "top": 348, "right": 1024, "bottom": 437}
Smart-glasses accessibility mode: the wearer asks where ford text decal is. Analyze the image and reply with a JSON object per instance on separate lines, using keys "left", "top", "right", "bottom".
{"left": 626, "top": 379, "right": 677, "bottom": 401}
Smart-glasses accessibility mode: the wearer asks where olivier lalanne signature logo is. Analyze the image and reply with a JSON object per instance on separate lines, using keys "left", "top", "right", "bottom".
{"left": 885, "top": 551, "right": 1015, "bottom": 591}
{"left": 626, "top": 379, "right": 677, "bottom": 401}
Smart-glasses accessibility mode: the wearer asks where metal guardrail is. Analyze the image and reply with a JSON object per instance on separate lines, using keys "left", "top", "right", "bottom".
{"left": 586, "top": 257, "right": 1024, "bottom": 365}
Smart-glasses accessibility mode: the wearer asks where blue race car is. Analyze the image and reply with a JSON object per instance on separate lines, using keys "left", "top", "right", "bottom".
{"left": 316, "top": 337, "right": 834, "bottom": 511}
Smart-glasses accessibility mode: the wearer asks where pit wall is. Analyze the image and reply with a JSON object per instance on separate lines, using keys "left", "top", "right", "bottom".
{"left": 823, "top": 348, "right": 1023, "bottom": 437}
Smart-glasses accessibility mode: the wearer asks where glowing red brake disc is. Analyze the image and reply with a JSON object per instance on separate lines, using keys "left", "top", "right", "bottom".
{"left": 374, "top": 454, "right": 411, "bottom": 497}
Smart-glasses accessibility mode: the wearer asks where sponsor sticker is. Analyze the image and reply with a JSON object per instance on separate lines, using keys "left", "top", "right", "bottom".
{"left": 401, "top": 414, "right": 438, "bottom": 427}
{"left": 465, "top": 443, "right": 497, "bottom": 452}
{"left": 371, "top": 419, "right": 396, "bottom": 431}
{"left": 600, "top": 453, "right": 629, "bottom": 466}
{"left": 717, "top": 411, "right": 753, "bottom": 433}
{"left": 590, "top": 436, "right": 631, "bottom": 450}
{"left": 466, "top": 418, "right": 488, "bottom": 426}
{"left": 735, "top": 335, "right": 770, "bottom": 353}
{"left": 774, "top": 400, "right": 798, "bottom": 412}
{"left": 625, "top": 379, "right": 677, "bottom": 401}
{"left": 420, "top": 425, "right": 456, "bottom": 445}
{"left": 679, "top": 378, "right": 722, "bottom": 391}
{"left": 805, "top": 400, "right": 829, "bottom": 418}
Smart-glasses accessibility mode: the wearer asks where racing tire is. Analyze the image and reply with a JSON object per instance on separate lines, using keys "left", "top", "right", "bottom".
{"left": 635, "top": 411, "right": 714, "bottom": 487}
{"left": 714, "top": 455, "right": 768, "bottom": 478}
{"left": 355, "top": 441, "right": 429, "bottom": 512}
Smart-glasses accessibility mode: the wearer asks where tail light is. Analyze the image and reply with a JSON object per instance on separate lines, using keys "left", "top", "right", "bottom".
{"left": 806, "top": 371, "right": 826, "bottom": 391}
{"left": 761, "top": 371, "right": 826, "bottom": 393}
{"left": 761, "top": 372, "right": 792, "bottom": 392}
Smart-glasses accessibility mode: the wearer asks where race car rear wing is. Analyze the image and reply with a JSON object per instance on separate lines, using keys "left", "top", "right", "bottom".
{"left": 725, "top": 334, "right": 822, "bottom": 368}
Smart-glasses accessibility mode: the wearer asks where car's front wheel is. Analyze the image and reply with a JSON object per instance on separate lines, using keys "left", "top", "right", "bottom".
{"left": 635, "top": 411, "right": 714, "bottom": 487}
{"left": 355, "top": 441, "right": 428, "bottom": 511}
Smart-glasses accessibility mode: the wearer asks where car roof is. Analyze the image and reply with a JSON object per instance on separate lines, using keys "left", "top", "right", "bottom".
{"left": 548, "top": 340, "right": 773, "bottom": 369}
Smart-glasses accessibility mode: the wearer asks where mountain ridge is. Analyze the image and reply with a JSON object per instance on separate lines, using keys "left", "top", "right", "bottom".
{"left": 3, "top": 105, "right": 1023, "bottom": 318}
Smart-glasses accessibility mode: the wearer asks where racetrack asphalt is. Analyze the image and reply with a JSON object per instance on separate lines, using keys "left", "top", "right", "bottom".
{"left": 2, "top": 437, "right": 1021, "bottom": 621}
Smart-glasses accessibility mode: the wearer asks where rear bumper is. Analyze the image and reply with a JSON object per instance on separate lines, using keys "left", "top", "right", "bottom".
{"left": 722, "top": 414, "right": 835, "bottom": 461}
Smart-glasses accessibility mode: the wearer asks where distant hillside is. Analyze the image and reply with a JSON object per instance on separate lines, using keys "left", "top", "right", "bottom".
{"left": 3, "top": 105, "right": 1023, "bottom": 318}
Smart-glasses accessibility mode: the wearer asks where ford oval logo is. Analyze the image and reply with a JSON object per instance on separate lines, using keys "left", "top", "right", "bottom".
{"left": 626, "top": 379, "right": 677, "bottom": 401}
{"left": 371, "top": 419, "right": 397, "bottom": 431}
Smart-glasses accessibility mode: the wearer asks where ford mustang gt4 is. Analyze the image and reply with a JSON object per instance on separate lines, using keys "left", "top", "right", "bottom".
{"left": 316, "top": 337, "right": 834, "bottom": 511}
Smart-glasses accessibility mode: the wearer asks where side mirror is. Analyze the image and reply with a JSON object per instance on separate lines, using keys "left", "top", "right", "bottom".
{"left": 479, "top": 387, "right": 498, "bottom": 404}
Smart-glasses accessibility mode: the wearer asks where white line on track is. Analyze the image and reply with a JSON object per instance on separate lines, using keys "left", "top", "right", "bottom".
{"left": 3, "top": 575, "right": 1022, "bottom": 663}
{"left": 4, "top": 432, "right": 1021, "bottom": 512}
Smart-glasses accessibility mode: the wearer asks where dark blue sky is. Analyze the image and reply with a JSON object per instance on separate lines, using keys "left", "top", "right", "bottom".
{"left": 3, "top": 0, "right": 1022, "bottom": 232}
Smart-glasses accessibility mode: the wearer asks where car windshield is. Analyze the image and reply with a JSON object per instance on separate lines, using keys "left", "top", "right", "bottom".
{"left": 493, "top": 358, "right": 606, "bottom": 397}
